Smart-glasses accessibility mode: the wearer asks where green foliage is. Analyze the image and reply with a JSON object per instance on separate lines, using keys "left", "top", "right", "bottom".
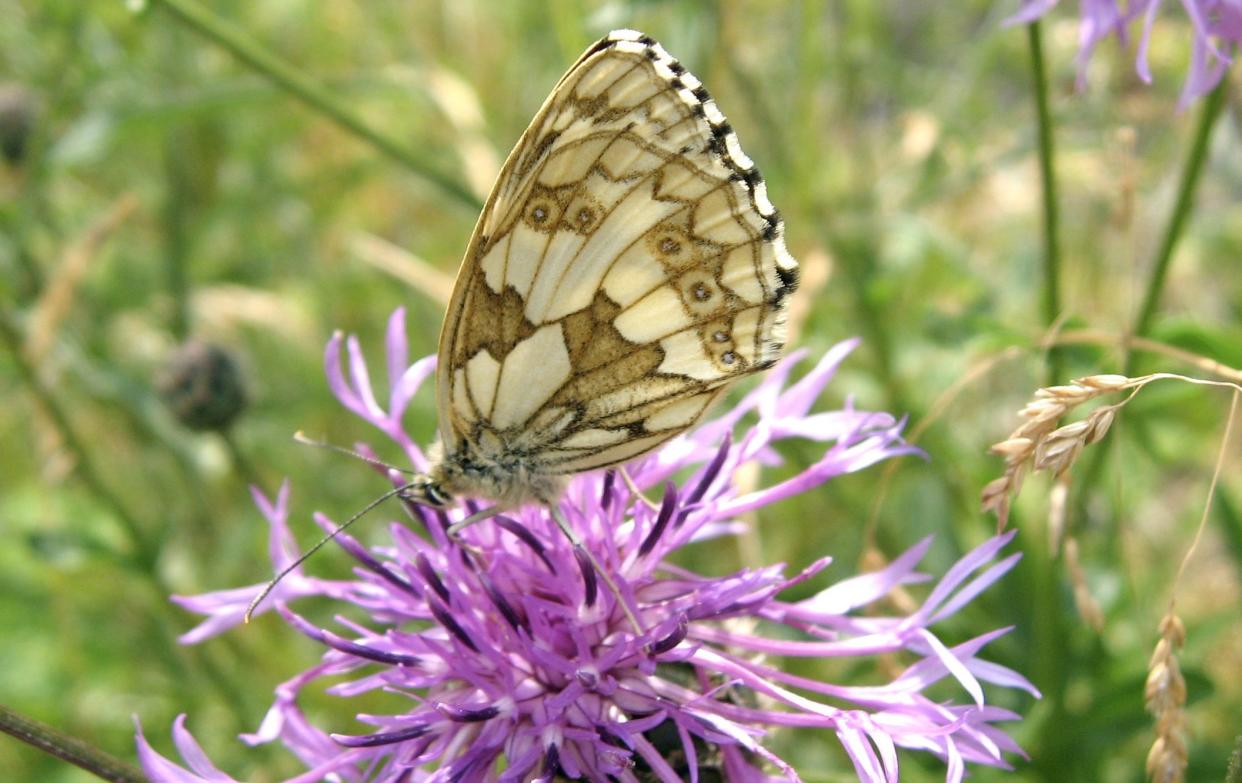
{"left": 2, "top": 1, "right": 1240, "bottom": 781}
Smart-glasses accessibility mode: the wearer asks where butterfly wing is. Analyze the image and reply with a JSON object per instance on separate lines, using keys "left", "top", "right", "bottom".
{"left": 436, "top": 29, "right": 799, "bottom": 475}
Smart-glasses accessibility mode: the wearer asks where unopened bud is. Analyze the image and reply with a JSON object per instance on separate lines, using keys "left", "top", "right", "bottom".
{"left": 0, "top": 83, "right": 37, "bottom": 166}
{"left": 158, "top": 341, "right": 248, "bottom": 431}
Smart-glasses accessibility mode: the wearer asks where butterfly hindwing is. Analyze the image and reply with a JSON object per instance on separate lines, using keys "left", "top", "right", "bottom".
{"left": 437, "top": 30, "right": 798, "bottom": 474}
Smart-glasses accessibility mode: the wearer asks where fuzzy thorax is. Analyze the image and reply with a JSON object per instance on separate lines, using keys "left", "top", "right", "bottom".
{"left": 419, "top": 439, "right": 569, "bottom": 509}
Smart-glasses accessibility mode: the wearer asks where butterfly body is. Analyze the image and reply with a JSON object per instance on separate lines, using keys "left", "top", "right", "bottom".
{"left": 411, "top": 29, "right": 799, "bottom": 511}
{"left": 247, "top": 30, "right": 799, "bottom": 621}
{"left": 422, "top": 438, "right": 569, "bottom": 508}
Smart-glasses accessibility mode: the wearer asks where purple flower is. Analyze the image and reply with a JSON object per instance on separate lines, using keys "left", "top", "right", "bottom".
{"left": 1008, "top": 0, "right": 1242, "bottom": 107}
{"left": 170, "top": 482, "right": 364, "bottom": 644}
{"left": 138, "top": 309, "right": 1035, "bottom": 782}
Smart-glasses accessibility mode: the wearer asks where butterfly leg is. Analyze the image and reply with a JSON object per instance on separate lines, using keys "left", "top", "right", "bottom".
{"left": 447, "top": 504, "right": 506, "bottom": 536}
{"left": 548, "top": 505, "right": 645, "bottom": 638}
{"left": 619, "top": 465, "right": 660, "bottom": 513}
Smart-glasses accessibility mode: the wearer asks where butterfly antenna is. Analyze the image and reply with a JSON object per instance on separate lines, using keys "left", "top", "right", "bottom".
{"left": 244, "top": 481, "right": 412, "bottom": 623}
{"left": 293, "top": 430, "right": 415, "bottom": 476}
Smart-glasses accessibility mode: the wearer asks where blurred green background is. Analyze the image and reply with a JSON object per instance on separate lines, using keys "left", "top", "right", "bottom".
{"left": 3, "top": 1, "right": 1241, "bottom": 781}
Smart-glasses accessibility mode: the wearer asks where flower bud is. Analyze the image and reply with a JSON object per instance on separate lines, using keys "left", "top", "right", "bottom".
{"left": 158, "top": 341, "right": 248, "bottom": 431}
{"left": 0, "top": 83, "right": 37, "bottom": 166}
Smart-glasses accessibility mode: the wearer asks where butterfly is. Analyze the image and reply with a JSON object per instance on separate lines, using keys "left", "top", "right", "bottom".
{"left": 411, "top": 29, "right": 799, "bottom": 516}
{"left": 248, "top": 30, "right": 797, "bottom": 622}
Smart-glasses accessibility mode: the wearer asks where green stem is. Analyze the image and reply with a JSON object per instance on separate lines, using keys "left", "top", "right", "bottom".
{"left": 0, "top": 311, "right": 156, "bottom": 570}
{"left": 163, "top": 133, "right": 191, "bottom": 342}
{"left": 1074, "top": 80, "right": 1228, "bottom": 521}
{"left": 0, "top": 704, "right": 149, "bottom": 783}
{"left": 829, "top": 226, "right": 907, "bottom": 414}
{"left": 147, "top": 0, "right": 482, "bottom": 212}
{"left": 0, "top": 208, "right": 44, "bottom": 298}
{"left": 1, "top": 317, "right": 255, "bottom": 734}
{"left": 1128, "top": 79, "right": 1227, "bottom": 372}
{"left": 1026, "top": 21, "right": 1062, "bottom": 384}
{"left": 221, "top": 427, "right": 261, "bottom": 487}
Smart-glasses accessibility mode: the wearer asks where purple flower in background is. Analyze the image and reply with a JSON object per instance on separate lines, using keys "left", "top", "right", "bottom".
{"left": 137, "top": 309, "right": 1035, "bottom": 782}
{"left": 1008, "top": 0, "right": 1242, "bottom": 107}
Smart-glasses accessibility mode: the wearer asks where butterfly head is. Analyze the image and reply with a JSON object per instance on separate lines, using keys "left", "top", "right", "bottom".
{"left": 399, "top": 473, "right": 453, "bottom": 509}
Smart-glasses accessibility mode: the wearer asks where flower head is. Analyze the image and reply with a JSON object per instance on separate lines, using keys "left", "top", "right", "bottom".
{"left": 1008, "top": 0, "right": 1242, "bottom": 107}
{"left": 140, "top": 309, "right": 1035, "bottom": 782}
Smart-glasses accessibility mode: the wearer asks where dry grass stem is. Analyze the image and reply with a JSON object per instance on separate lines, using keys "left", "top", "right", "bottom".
{"left": 1052, "top": 329, "right": 1242, "bottom": 385}
{"left": 27, "top": 193, "right": 139, "bottom": 361}
{"left": 1146, "top": 611, "right": 1188, "bottom": 783}
{"left": 1109, "top": 125, "right": 1137, "bottom": 230}
{"left": 782, "top": 246, "right": 831, "bottom": 346}
{"left": 730, "top": 458, "right": 764, "bottom": 568}
{"left": 1143, "top": 390, "right": 1235, "bottom": 782}
{"left": 419, "top": 65, "right": 501, "bottom": 200}
{"left": 192, "top": 284, "right": 315, "bottom": 343}
{"left": 866, "top": 345, "right": 1024, "bottom": 539}
{"left": 982, "top": 372, "right": 1241, "bottom": 525}
{"left": 1047, "top": 475, "right": 1068, "bottom": 551}
{"left": 1064, "top": 536, "right": 1103, "bottom": 632}
{"left": 349, "top": 232, "right": 457, "bottom": 305}
{"left": 20, "top": 195, "right": 139, "bottom": 482}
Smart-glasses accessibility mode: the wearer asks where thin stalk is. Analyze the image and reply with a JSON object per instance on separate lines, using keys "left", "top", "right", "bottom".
{"left": 1026, "top": 21, "right": 1062, "bottom": 384}
{"left": 830, "top": 227, "right": 908, "bottom": 414}
{"left": 1128, "top": 79, "right": 1227, "bottom": 371}
{"left": 221, "top": 427, "right": 261, "bottom": 487}
{"left": 146, "top": 0, "right": 483, "bottom": 212}
{"left": 1, "top": 207, "right": 45, "bottom": 298}
{"left": 163, "top": 133, "right": 191, "bottom": 342}
{"left": 1, "top": 316, "right": 256, "bottom": 731}
{"left": 0, "top": 704, "right": 149, "bottom": 783}
{"left": 0, "top": 310, "right": 156, "bottom": 570}
{"left": 1076, "top": 82, "right": 1227, "bottom": 543}
{"left": 160, "top": 25, "right": 191, "bottom": 342}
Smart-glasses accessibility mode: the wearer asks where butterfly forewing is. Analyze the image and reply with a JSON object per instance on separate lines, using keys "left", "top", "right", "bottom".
{"left": 437, "top": 30, "right": 798, "bottom": 476}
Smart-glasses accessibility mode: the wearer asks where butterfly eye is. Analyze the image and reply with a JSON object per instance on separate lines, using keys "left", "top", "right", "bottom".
{"left": 712, "top": 330, "right": 730, "bottom": 342}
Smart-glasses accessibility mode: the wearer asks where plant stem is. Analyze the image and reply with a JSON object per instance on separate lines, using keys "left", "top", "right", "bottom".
{"left": 3, "top": 313, "right": 258, "bottom": 736}
{"left": 1075, "top": 82, "right": 1226, "bottom": 541}
{"left": 163, "top": 133, "right": 191, "bottom": 342}
{"left": 1127, "top": 79, "right": 1227, "bottom": 372}
{"left": 1052, "top": 329, "right": 1242, "bottom": 383}
{"left": 221, "top": 427, "right": 261, "bottom": 486}
{"left": 146, "top": 0, "right": 483, "bottom": 212}
{"left": 1026, "top": 21, "right": 1062, "bottom": 384}
{"left": 0, "top": 704, "right": 148, "bottom": 783}
{"left": 0, "top": 310, "right": 156, "bottom": 570}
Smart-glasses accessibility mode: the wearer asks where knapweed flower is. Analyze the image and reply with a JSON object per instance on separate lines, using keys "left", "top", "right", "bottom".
{"left": 1008, "top": 0, "right": 1242, "bottom": 107}
{"left": 136, "top": 309, "right": 1035, "bottom": 782}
